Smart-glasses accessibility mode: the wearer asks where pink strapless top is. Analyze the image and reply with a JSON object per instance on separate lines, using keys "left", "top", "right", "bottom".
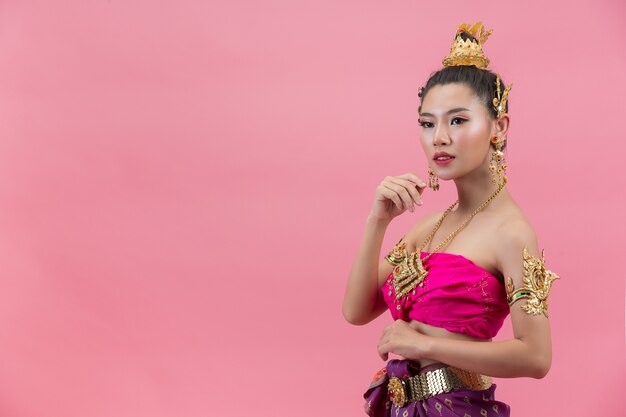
{"left": 382, "top": 251, "right": 510, "bottom": 339}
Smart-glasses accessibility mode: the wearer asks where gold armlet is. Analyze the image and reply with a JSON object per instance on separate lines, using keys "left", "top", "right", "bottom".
{"left": 505, "top": 247, "right": 560, "bottom": 317}
{"left": 384, "top": 239, "right": 407, "bottom": 266}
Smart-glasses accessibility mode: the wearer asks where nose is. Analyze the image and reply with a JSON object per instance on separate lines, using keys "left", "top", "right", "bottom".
{"left": 433, "top": 123, "right": 451, "bottom": 147}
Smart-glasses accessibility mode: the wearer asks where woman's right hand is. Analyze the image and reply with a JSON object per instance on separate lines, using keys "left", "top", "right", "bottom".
{"left": 369, "top": 173, "right": 427, "bottom": 221}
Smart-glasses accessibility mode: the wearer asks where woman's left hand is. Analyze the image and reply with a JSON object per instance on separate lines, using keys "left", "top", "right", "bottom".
{"left": 377, "top": 320, "right": 433, "bottom": 361}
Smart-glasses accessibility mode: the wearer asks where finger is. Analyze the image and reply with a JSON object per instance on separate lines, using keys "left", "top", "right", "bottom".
{"left": 388, "top": 177, "right": 423, "bottom": 206}
{"left": 386, "top": 180, "right": 418, "bottom": 209}
{"left": 377, "top": 343, "right": 389, "bottom": 361}
{"left": 379, "top": 180, "right": 406, "bottom": 211}
{"left": 399, "top": 173, "right": 428, "bottom": 199}
{"left": 383, "top": 182, "right": 415, "bottom": 212}
{"left": 397, "top": 175, "right": 425, "bottom": 204}
{"left": 407, "top": 321, "right": 420, "bottom": 331}
{"left": 378, "top": 185, "right": 405, "bottom": 211}
{"left": 397, "top": 173, "right": 427, "bottom": 190}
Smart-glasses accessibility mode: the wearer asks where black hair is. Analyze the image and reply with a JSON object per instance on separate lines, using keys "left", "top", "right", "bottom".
{"left": 417, "top": 32, "right": 509, "bottom": 150}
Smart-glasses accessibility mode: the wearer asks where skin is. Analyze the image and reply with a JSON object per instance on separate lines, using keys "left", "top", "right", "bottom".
{"left": 342, "top": 82, "right": 553, "bottom": 379}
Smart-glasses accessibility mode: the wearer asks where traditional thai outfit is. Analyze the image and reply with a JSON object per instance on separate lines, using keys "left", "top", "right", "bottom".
{"left": 363, "top": 251, "right": 512, "bottom": 417}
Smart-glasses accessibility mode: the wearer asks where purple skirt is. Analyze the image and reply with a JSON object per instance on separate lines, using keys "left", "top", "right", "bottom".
{"left": 363, "top": 359, "right": 511, "bottom": 417}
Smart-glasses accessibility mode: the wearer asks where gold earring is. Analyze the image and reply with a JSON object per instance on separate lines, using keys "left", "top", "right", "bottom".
{"left": 489, "top": 135, "right": 507, "bottom": 186}
{"left": 428, "top": 167, "right": 440, "bottom": 191}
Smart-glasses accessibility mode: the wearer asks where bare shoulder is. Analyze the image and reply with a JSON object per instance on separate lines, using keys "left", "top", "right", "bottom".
{"left": 497, "top": 214, "right": 537, "bottom": 244}
{"left": 494, "top": 207, "right": 540, "bottom": 269}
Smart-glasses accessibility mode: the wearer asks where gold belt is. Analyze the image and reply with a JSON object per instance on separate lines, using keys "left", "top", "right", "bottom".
{"left": 387, "top": 365, "right": 492, "bottom": 407}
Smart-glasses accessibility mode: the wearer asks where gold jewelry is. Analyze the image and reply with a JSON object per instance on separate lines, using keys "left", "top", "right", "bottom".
{"left": 442, "top": 22, "right": 493, "bottom": 69}
{"left": 490, "top": 74, "right": 512, "bottom": 188}
{"left": 489, "top": 135, "right": 507, "bottom": 187}
{"left": 505, "top": 247, "right": 560, "bottom": 317}
{"left": 492, "top": 73, "right": 512, "bottom": 118}
{"left": 388, "top": 365, "right": 492, "bottom": 408}
{"left": 385, "top": 241, "right": 407, "bottom": 266}
{"left": 441, "top": 23, "right": 513, "bottom": 187}
{"left": 442, "top": 23, "right": 513, "bottom": 121}
{"left": 385, "top": 180, "right": 506, "bottom": 303}
{"left": 428, "top": 167, "right": 439, "bottom": 191}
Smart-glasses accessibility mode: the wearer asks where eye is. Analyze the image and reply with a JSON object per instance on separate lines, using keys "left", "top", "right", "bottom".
{"left": 418, "top": 119, "right": 433, "bottom": 128}
{"left": 451, "top": 117, "right": 467, "bottom": 125}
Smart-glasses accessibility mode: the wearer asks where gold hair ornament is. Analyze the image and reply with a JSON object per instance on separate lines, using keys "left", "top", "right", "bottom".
{"left": 442, "top": 22, "right": 493, "bottom": 69}
{"left": 505, "top": 247, "right": 560, "bottom": 317}
{"left": 440, "top": 22, "right": 513, "bottom": 119}
{"left": 493, "top": 74, "right": 512, "bottom": 118}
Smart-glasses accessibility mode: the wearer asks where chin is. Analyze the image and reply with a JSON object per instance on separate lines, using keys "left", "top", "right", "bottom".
{"left": 432, "top": 170, "right": 456, "bottom": 181}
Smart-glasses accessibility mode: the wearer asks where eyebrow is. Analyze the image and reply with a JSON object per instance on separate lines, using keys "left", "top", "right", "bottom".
{"left": 419, "top": 107, "right": 471, "bottom": 117}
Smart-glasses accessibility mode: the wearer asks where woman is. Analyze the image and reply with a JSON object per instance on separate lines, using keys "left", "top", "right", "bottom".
{"left": 342, "top": 22, "right": 560, "bottom": 417}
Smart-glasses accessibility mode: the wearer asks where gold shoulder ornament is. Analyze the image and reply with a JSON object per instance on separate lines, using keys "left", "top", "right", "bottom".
{"left": 505, "top": 247, "right": 560, "bottom": 317}
{"left": 384, "top": 237, "right": 407, "bottom": 267}
{"left": 383, "top": 236, "right": 429, "bottom": 300}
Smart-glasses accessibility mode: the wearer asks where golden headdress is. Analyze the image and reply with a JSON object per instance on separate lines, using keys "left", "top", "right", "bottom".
{"left": 442, "top": 22, "right": 493, "bottom": 69}
{"left": 441, "top": 21, "right": 512, "bottom": 118}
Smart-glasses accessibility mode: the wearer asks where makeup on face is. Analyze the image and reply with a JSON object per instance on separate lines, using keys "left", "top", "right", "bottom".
{"left": 433, "top": 151, "right": 455, "bottom": 166}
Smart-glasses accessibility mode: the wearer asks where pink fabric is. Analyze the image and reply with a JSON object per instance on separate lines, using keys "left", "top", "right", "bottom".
{"left": 382, "top": 251, "right": 510, "bottom": 339}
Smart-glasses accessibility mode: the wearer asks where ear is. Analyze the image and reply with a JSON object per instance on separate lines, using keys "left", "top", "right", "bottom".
{"left": 493, "top": 113, "right": 510, "bottom": 138}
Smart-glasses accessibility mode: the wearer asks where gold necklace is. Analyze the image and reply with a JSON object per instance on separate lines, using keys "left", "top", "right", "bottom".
{"left": 390, "top": 178, "right": 506, "bottom": 303}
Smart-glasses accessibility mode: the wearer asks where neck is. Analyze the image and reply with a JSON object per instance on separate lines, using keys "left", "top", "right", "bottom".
{"left": 452, "top": 168, "right": 508, "bottom": 214}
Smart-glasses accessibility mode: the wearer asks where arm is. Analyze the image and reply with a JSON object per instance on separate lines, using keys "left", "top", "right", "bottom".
{"left": 343, "top": 209, "right": 441, "bottom": 325}
{"left": 375, "top": 220, "right": 560, "bottom": 378}
{"left": 343, "top": 173, "right": 429, "bottom": 325}
{"left": 421, "top": 221, "right": 557, "bottom": 379}
{"left": 420, "top": 330, "right": 550, "bottom": 379}
{"left": 342, "top": 215, "right": 392, "bottom": 325}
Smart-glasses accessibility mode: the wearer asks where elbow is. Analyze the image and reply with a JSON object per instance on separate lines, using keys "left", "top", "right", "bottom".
{"left": 518, "top": 337, "right": 552, "bottom": 379}
{"left": 342, "top": 305, "right": 368, "bottom": 326}
{"left": 530, "top": 356, "right": 551, "bottom": 379}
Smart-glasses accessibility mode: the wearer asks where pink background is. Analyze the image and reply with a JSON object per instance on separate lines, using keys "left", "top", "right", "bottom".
{"left": 0, "top": 1, "right": 624, "bottom": 416}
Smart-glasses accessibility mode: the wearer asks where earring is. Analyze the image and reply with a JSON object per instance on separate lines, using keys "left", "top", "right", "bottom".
{"left": 489, "top": 135, "right": 508, "bottom": 186}
{"left": 428, "top": 167, "right": 440, "bottom": 191}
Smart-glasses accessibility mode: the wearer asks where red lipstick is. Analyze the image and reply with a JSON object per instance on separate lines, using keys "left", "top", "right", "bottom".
{"left": 433, "top": 151, "right": 455, "bottom": 166}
